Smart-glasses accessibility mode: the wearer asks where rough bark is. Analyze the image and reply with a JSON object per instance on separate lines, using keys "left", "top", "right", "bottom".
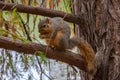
{"left": 71, "top": 0, "right": 120, "bottom": 80}
{"left": 0, "top": 1, "right": 120, "bottom": 80}
{"left": 0, "top": 36, "right": 87, "bottom": 72}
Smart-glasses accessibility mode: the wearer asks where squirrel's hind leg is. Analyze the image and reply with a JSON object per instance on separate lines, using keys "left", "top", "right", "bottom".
{"left": 57, "top": 35, "right": 69, "bottom": 51}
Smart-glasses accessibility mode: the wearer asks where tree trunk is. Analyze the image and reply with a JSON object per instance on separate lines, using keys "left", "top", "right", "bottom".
{"left": 71, "top": 0, "right": 120, "bottom": 80}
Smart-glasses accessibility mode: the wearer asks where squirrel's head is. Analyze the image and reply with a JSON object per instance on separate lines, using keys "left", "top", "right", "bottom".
{"left": 38, "top": 18, "right": 53, "bottom": 39}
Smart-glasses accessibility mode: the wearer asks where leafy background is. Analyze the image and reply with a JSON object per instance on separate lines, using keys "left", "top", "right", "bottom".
{"left": 0, "top": 0, "right": 80, "bottom": 80}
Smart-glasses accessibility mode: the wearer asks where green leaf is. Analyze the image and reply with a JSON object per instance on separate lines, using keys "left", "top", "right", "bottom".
{"left": 35, "top": 51, "right": 47, "bottom": 64}
{"left": 0, "top": 28, "right": 8, "bottom": 36}
{"left": 7, "top": 52, "right": 16, "bottom": 73}
{"left": 0, "top": 12, "right": 2, "bottom": 17}
{"left": 12, "top": 8, "right": 17, "bottom": 16}
{"left": 4, "top": 11, "right": 9, "bottom": 15}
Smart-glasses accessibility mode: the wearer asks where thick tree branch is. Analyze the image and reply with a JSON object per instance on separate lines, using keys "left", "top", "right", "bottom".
{"left": 0, "top": 36, "right": 87, "bottom": 71}
{"left": 0, "top": 1, "right": 81, "bottom": 24}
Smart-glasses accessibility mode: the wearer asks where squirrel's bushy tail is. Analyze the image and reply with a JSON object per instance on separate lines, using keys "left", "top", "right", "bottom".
{"left": 69, "top": 37, "right": 96, "bottom": 75}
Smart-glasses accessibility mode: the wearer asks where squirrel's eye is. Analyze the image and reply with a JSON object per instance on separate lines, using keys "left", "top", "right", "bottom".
{"left": 42, "top": 24, "right": 46, "bottom": 28}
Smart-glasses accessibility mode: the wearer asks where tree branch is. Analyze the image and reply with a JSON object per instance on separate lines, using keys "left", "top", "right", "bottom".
{"left": 0, "top": 36, "right": 87, "bottom": 71}
{"left": 0, "top": 1, "right": 81, "bottom": 24}
{"left": 0, "top": 1, "right": 87, "bottom": 72}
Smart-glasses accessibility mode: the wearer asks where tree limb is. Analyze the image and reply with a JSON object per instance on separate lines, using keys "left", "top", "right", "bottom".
{"left": 0, "top": 1, "right": 87, "bottom": 72}
{"left": 0, "top": 1, "right": 82, "bottom": 24}
{"left": 0, "top": 36, "right": 87, "bottom": 71}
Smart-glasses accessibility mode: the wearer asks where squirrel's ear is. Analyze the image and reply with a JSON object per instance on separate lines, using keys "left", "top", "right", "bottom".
{"left": 46, "top": 18, "right": 51, "bottom": 23}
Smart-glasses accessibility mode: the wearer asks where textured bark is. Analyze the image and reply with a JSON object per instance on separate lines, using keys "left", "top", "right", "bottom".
{"left": 0, "top": 1, "right": 120, "bottom": 80}
{"left": 71, "top": 0, "right": 120, "bottom": 80}
{"left": 0, "top": 36, "right": 86, "bottom": 71}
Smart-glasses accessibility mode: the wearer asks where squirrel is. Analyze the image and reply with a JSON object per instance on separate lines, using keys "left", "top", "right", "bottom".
{"left": 38, "top": 17, "right": 96, "bottom": 75}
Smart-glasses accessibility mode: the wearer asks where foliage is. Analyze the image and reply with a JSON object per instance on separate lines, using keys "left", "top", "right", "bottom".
{"left": 35, "top": 51, "right": 47, "bottom": 64}
{"left": 0, "top": 0, "right": 79, "bottom": 80}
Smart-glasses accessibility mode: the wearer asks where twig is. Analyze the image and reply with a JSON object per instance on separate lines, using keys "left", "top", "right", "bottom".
{"left": 36, "top": 56, "right": 53, "bottom": 80}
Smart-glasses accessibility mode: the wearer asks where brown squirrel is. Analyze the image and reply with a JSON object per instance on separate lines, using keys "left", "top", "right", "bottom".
{"left": 38, "top": 17, "right": 96, "bottom": 75}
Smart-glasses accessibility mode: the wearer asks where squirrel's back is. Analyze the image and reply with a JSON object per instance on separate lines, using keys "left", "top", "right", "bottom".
{"left": 50, "top": 17, "right": 71, "bottom": 36}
